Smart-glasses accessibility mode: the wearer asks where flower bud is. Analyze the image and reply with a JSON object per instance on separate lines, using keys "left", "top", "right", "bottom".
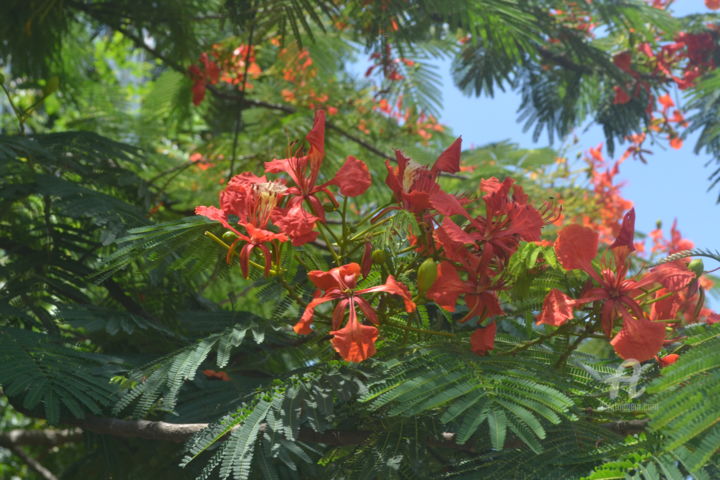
{"left": 371, "top": 249, "right": 388, "bottom": 265}
{"left": 416, "top": 258, "right": 438, "bottom": 294}
{"left": 222, "top": 231, "right": 238, "bottom": 241}
{"left": 688, "top": 258, "right": 704, "bottom": 277}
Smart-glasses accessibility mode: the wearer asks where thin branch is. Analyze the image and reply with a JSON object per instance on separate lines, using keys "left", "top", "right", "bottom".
{"left": 6, "top": 445, "right": 58, "bottom": 480}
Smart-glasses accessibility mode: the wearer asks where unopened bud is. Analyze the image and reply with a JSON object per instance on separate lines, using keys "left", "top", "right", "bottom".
{"left": 371, "top": 249, "right": 388, "bottom": 265}
{"left": 688, "top": 259, "right": 704, "bottom": 277}
{"left": 222, "top": 231, "right": 238, "bottom": 241}
{"left": 417, "top": 258, "right": 438, "bottom": 294}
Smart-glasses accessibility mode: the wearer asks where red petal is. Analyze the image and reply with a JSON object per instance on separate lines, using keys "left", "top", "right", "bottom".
{"left": 429, "top": 191, "right": 469, "bottom": 217}
{"left": 330, "top": 305, "right": 378, "bottom": 362}
{"left": 536, "top": 289, "right": 575, "bottom": 327}
{"left": 308, "top": 263, "right": 361, "bottom": 291}
{"left": 329, "top": 156, "right": 371, "bottom": 196}
{"left": 426, "top": 261, "right": 470, "bottom": 312}
{"left": 650, "top": 288, "right": 681, "bottom": 321}
{"left": 360, "top": 241, "right": 373, "bottom": 278}
{"left": 439, "top": 218, "right": 475, "bottom": 244}
{"left": 470, "top": 323, "right": 496, "bottom": 355}
{"left": 295, "top": 292, "right": 339, "bottom": 334}
{"left": 610, "top": 315, "right": 666, "bottom": 362}
{"left": 465, "top": 292, "right": 503, "bottom": 322}
{"left": 432, "top": 137, "right": 462, "bottom": 174}
{"left": 647, "top": 262, "right": 695, "bottom": 291}
{"left": 658, "top": 353, "right": 680, "bottom": 367}
{"left": 271, "top": 204, "right": 318, "bottom": 246}
{"left": 554, "top": 224, "right": 599, "bottom": 272}
{"left": 306, "top": 110, "right": 326, "bottom": 162}
{"left": 610, "top": 208, "right": 636, "bottom": 251}
{"left": 196, "top": 205, "right": 230, "bottom": 228}
{"left": 355, "top": 275, "right": 416, "bottom": 312}
{"left": 613, "top": 86, "right": 631, "bottom": 105}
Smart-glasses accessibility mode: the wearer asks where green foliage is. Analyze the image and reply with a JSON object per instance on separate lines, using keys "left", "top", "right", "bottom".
{"left": 646, "top": 323, "right": 720, "bottom": 473}
{"left": 0, "top": 328, "right": 117, "bottom": 424}
{"left": 2, "top": 1, "right": 720, "bottom": 479}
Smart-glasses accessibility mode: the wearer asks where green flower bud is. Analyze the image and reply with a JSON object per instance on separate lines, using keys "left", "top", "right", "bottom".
{"left": 688, "top": 258, "right": 704, "bottom": 277}
{"left": 417, "top": 258, "right": 438, "bottom": 294}
{"left": 222, "top": 231, "right": 238, "bottom": 241}
{"left": 371, "top": 249, "right": 388, "bottom": 265}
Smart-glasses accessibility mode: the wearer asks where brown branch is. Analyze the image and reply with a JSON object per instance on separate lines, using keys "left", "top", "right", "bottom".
{"left": 74, "top": 416, "right": 208, "bottom": 443}
{"left": 6, "top": 445, "right": 59, "bottom": 480}
{"left": 0, "top": 428, "right": 83, "bottom": 448}
{"left": 601, "top": 419, "right": 650, "bottom": 437}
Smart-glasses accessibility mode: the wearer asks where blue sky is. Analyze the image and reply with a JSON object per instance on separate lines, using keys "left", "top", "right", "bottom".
{"left": 431, "top": 1, "right": 719, "bottom": 256}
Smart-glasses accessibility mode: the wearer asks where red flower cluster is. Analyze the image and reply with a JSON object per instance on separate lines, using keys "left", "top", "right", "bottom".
{"left": 580, "top": 144, "right": 634, "bottom": 245}
{"left": 196, "top": 111, "right": 712, "bottom": 365}
{"left": 188, "top": 53, "right": 220, "bottom": 105}
{"left": 188, "top": 45, "right": 262, "bottom": 106}
{"left": 537, "top": 209, "right": 695, "bottom": 361}
{"left": 196, "top": 111, "right": 371, "bottom": 275}
{"left": 383, "top": 139, "right": 555, "bottom": 355}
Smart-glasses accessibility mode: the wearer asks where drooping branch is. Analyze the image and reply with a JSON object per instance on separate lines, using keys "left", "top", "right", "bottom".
{"left": 5, "top": 445, "right": 59, "bottom": 480}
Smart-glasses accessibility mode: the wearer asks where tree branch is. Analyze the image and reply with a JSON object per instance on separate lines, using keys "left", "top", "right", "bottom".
{"left": 6, "top": 445, "right": 59, "bottom": 480}
{"left": 0, "top": 428, "right": 83, "bottom": 448}
{"left": 1, "top": 414, "right": 650, "bottom": 454}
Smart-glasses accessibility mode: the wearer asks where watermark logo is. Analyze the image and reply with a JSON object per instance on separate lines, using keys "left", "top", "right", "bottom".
{"left": 579, "top": 358, "right": 657, "bottom": 411}
{"left": 605, "top": 359, "right": 645, "bottom": 400}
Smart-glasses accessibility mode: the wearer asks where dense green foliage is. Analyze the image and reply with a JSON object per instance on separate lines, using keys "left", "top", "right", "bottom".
{"left": 1, "top": 1, "right": 720, "bottom": 479}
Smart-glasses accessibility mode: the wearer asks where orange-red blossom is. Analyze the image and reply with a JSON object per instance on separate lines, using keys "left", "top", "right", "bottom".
{"left": 294, "top": 263, "right": 416, "bottom": 362}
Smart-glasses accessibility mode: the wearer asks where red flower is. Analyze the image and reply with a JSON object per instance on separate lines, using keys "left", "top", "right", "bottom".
{"left": 196, "top": 173, "right": 288, "bottom": 277}
{"left": 271, "top": 203, "right": 319, "bottom": 246}
{"left": 433, "top": 177, "right": 549, "bottom": 268}
{"left": 537, "top": 209, "right": 695, "bottom": 361}
{"left": 657, "top": 353, "right": 680, "bottom": 367}
{"left": 294, "top": 263, "right": 416, "bottom": 362}
{"left": 426, "top": 261, "right": 503, "bottom": 323}
{"left": 202, "top": 369, "right": 231, "bottom": 381}
{"left": 384, "top": 137, "right": 462, "bottom": 215}
{"left": 470, "top": 323, "right": 496, "bottom": 355}
{"left": 265, "top": 111, "right": 371, "bottom": 221}
{"left": 188, "top": 53, "right": 220, "bottom": 105}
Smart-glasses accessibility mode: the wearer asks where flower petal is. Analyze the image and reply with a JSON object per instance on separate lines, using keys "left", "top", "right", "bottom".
{"left": 271, "top": 204, "right": 318, "bottom": 246}
{"left": 294, "top": 292, "right": 340, "bottom": 334}
{"left": 647, "top": 262, "right": 695, "bottom": 291}
{"left": 470, "top": 322, "right": 496, "bottom": 355}
{"left": 610, "top": 314, "right": 666, "bottom": 362}
{"left": 426, "top": 261, "right": 471, "bottom": 312}
{"left": 554, "top": 224, "right": 599, "bottom": 272}
{"left": 536, "top": 289, "right": 575, "bottom": 327}
{"left": 610, "top": 208, "right": 636, "bottom": 251}
{"left": 464, "top": 292, "right": 503, "bottom": 322}
{"left": 355, "top": 275, "right": 416, "bottom": 312}
{"left": 306, "top": 110, "right": 326, "bottom": 163}
{"left": 430, "top": 191, "right": 469, "bottom": 217}
{"left": 330, "top": 303, "right": 378, "bottom": 362}
{"left": 432, "top": 137, "right": 462, "bottom": 174}
{"left": 308, "top": 263, "right": 361, "bottom": 291}
{"left": 329, "top": 156, "right": 371, "bottom": 197}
